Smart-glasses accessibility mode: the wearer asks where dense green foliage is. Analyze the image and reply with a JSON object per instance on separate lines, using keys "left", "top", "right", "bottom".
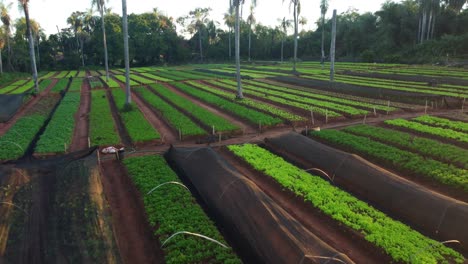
{"left": 124, "top": 155, "right": 240, "bottom": 264}
{"left": 134, "top": 87, "right": 205, "bottom": 136}
{"left": 111, "top": 88, "right": 160, "bottom": 142}
{"left": 310, "top": 129, "right": 468, "bottom": 191}
{"left": 51, "top": 78, "right": 70, "bottom": 93}
{"left": 343, "top": 124, "right": 468, "bottom": 169}
{"left": 386, "top": 118, "right": 468, "bottom": 143}
{"left": 413, "top": 115, "right": 468, "bottom": 133}
{"left": 89, "top": 90, "right": 120, "bottom": 145}
{"left": 173, "top": 82, "right": 282, "bottom": 126}
{"left": 0, "top": 96, "right": 59, "bottom": 160}
{"left": 35, "top": 92, "right": 81, "bottom": 153}
{"left": 228, "top": 144, "right": 464, "bottom": 264}
{"left": 149, "top": 84, "right": 238, "bottom": 132}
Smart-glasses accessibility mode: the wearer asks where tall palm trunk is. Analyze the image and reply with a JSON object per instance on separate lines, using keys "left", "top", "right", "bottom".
{"left": 80, "top": 39, "right": 85, "bottom": 67}
{"left": 0, "top": 49, "right": 3, "bottom": 74}
{"left": 281, "top": 39, "right": 284, "bottom": 62}
{"left": 6, "top": 31, "right": 12, "bottom": 70}
{"left": 420, "top": 10, "right": 427, "bottom": 43}
{"left": 426, "top": 9, "right": 433, "bottom": 41}
{"left": 100, "top": 9, "right": 110, "bottom": 82}
{"left": 36, "top": 37, "right": 40, "bottom": 69}
{"left": 122, "top": 0, "right": 131, "bottom": 105}
{"left": 293, "top": 2, "right": 298, "bottom": 72}
{"left": 235, "top": 0, "right": 243, "bottom": 99}
{"left": 248, "top": 25, "right": 252, "bottom": 62}
{"left": 228, "top": 28, "right": 232, "bottom": 60}
{"left": 320, "top": 15, "right": 325, "bottom": 66}
{"left": 23, "top": 3, "right": 38, "bottom": 93}
{"left": 198, "top": 28, "right": 203, "bottom": 62}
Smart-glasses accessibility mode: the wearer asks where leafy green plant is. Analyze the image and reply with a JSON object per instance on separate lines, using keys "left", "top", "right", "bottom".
{"left": 89, "top": 90, "right": 121, "bottom": 146}
{"left": 228, "top": 144, "right": 464, "bottom": 264}
{"left": 413, "top": 115, "right": 468, "bottom": 133}
{"left": 124, "top": 155, "right": 240, "bottom": 264}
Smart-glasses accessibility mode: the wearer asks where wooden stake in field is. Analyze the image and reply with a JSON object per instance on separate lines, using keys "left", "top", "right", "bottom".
{"left": 387, "top": 100, "right": 390, "bottom": 115}
{"left": 88, "top": 137, "right": 91, "bottom": 148}
{"left": 462, "top": 97, "right": 466, "bottom": 112}
{"left": 178, "top": 129, "right": 182, "bottom": 141}
{"left": 373, "top": 107, "right": 377, "bottom": 116}
{"left": 310, "top": 108, "right": 315, "bottom": 125}
{"left": 325, "top": 109, "right": 329, "bottom": 124}
{"left": 363, "top": 114, "right": 367, "bottom": 124}
{"left": 212, "top": 125, "right": 215, "bottom": 135}
{"left": 425, "top": 100, "right": 428, "bottom": 114}
{"left": 329, "top": 10, "right": 337, "bottom": 82}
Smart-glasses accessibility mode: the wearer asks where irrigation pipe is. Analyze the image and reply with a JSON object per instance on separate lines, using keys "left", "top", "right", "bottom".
{"left": 0, "top": 141, "right": 24, "bottom": 152}
{"left": 161, "top": 231, "right": 228, "bottom": 249}
{"left": 304, "top": 168, "right": 333, "bottom": 182}
{"left": 146, "top": 181, "right": 189, "bottom": 195}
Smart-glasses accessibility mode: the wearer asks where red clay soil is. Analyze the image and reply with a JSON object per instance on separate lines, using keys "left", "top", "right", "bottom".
{"left": 0, "top": 79, "right": 58, "bottom": 136}
{"left": 131, "top": 90, "right": 177, "bottom": 143}
{"left": 217, "top": 147, "right": 392, "bottom": 264}
{"left": 70, "top": 79, "right": 91, "bottom": 152}
{"left": 162, "top": 83, "right": 257, "bottom": 134}
{"left": 100, "top": 159, "right": 165, "bottom": 264}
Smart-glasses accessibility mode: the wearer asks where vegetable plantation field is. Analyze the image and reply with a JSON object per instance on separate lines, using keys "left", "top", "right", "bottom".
{"left": 1, "top": 62, "right": 467, "bottom": 264}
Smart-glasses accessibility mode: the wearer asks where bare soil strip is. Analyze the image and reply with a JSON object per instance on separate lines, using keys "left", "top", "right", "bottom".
{"left": 70, "top": 79, "right": 91, "bottom": 152}
{"left": 100, "top": 159, "right": 164, "bottom": 264}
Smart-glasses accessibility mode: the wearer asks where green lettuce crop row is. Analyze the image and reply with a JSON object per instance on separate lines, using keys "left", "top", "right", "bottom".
{"left": 89, "top": 79, "right": 104, "bottom": 89}
{"left": 186, "top": 81, "right": 304, "bottom": 122}
{"left": 39, "top": 71, "right": 57, "bottom": 80}
{"left": 76, "top": 71, "right": 87, "bottom": 78}
{"left": 54, "top": 71, "right": 69, "bottom": 79}
{"left": 206, "top": 80, "right": 342, "bottom": 118}
{"left": 343, "top": 124, "right": 468, "bottom": 169}
{"left": 113, "top": 75, "right": 139, "bottom": 86}
{"left": 173, "top": 82, "right": 282, "bottom": 126}
{"left": 68, "top": 78, "right": 83, "bottom": 92}
{"left": 89, "top": 90, "right": 121, "bottom": 146}
{"left": 149, "top": 84, "right": 239, "bottom": 132}
{"left": 110, "top": 88, "right": 160, "bottom": 142}
{"left": 103, "top": 78, "right": 120, "bottom": 88}
{"left": 218, "top": 79, "right": 368, "bottom": 116}
{"left": 228, "top": 144, "right": 464, "bottom": 264}
{"left": 131, "top": 75, "right": 156, "bottom": 85}
{"left": 124, "top": 155, "right": 241, "bottom": 264}
{"left": 134, "top": 87, "right": 206, "bottom": 136}
{"left": 35, "top": 92, "right": 81, "bottom": 153}
{"left": 245, "top": 80, "right": 398, "bottom": 112}
{"left": 311, "top": 129, "right": 468, "bottom": 191}
{"left": 139, "top": 72, "right": 172, "bottom": 82}
{"left": 51, "top": 79, "right": 69, "bottom": 93}
{"left": 385, "top": 119, "right": 468, "bottom": 144}
{"left": 413, "top": 115, "right": 468, "bottom": 133}
{"left": 0, "top": 96, "right": 60, "bottom": 160}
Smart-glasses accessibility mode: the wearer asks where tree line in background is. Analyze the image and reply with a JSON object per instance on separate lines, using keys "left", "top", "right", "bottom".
{"left": 0, "top": 0, "right": 468, "bottom": 74}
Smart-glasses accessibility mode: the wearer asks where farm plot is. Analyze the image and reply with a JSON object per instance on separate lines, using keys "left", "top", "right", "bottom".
{"left": 34, "top": 92, "right": 81, "bottom": 154}
{"left": 172, "top": 82, "right": 283, "bottom": 126}
{"left": 110, "top": 88, "right": 160, "bottom": 143}
{"left": 124, "top": 155, "right": 241, "bottom": 264}
{"left": 51, "top": 78, "right": 69, "bottom": 93}
{"left": 113, "top": 75, "right": 139, "bottom": 86}
{"left": 310, "top": 128, "right": 468, "bottom": 192}
{"left": 228, "top": 144, "right": 465, "bottom": 264}
{"left": 0, "top": 95, "right": 61, "bottom": 160}
{"left": 413, "top": 115, "right": 468, "bottom": 133}
{"left": 149, "top": 84, "right": 239, "bottom": 133}
{"left": 89, "top": 90, "right": 121, "bottom": 146}
{"left": 186, "top": 81, "right": 304, "bottom": 122}
{"left": 205, "top": 79, "right": 343, "bottom": 119}
{"left": 138, "top": 72, "right": 172, "bottom": 82}
{"left": 134, "top": 86, "right": 206, "bottom": 137}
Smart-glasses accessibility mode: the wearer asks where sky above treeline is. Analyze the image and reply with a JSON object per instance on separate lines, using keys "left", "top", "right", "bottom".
{"left": 7, "top": 0, "right": 400, "bottom": 36}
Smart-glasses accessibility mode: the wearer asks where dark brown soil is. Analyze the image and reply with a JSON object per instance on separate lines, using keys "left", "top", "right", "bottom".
{"left": 70, "top": 78, "right": 91, "bottom": 151}
{"left": 131, "top": 89, "right": 177, "bottom": 143}
{"left": 105, "top": 88, "right": 132, "bottom": 147}
{"left": 216, "top": 147, "right": 392, "bottom": 264}
{"left": 100, "top": 159, "right": 164, "bottom": 264}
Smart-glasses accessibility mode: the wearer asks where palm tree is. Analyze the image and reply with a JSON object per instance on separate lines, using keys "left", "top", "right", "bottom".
{"left": 320, "top": 0, "right": 328, "bottom": 65}
{"left": 278, "top": 17, "right": 291, "bottom": 62}
{"left": 122, "top": 0, "right": 131, "bottom": 105}
{"left": 92, "top": 0, "right": 110, "bottom": 81}
{"left": 223, "top": 7, "right": 235, "bottom": 60}
{"left": 0, "top": 27, "right": 4, "bottom": 74}
{"left": 182, "top": 8, "right": 211, "bottom": 62}
{"left": 18, "top": 0, "right": 38, "bottom": 93}
{"left": 1, "top": 2, "right": 12, "bottom": 71}
{"left": 283, "top": 0, "right": 300, "bottom": 72}
{"left": 298, "top": 16, "right": 307, "bottom": 32}
{"left": 247, "top": 3, "right": 257, "bottom": 62}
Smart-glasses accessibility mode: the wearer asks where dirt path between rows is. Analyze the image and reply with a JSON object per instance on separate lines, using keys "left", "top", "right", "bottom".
{"left": 70, "top": 79, "right": 91, "bottom": 152}
{"left": 217, "top": 147, "right": 391, "bottom": 264}
{"left": 163, "top": 83, "right": 257, "bottom": 134}
{"left": 131, "top": 89, "right": 177, "bottom": 143}
{"left": 100, "top": 159, "right": 164, "bottom": 264}
{"left": 0, "top": 79, "right": 58, "bottom": 137}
